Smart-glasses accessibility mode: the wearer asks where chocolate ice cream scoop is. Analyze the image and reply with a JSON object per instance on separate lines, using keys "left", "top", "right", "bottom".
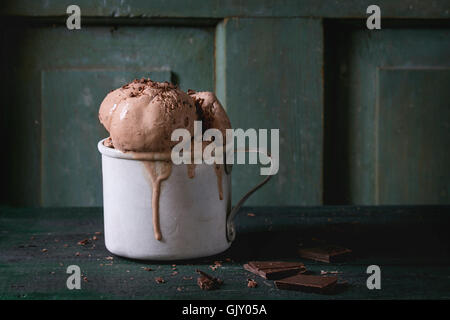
{"left": 99, "top": 78, "right": 197, "bottom": 152}
{"left": 188, "top": 90, "right": 231, "bottom": 141}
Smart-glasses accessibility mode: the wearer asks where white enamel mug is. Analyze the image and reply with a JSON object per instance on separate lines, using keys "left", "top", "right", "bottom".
{"left": 98, "top": 139, "right": 271, "bottom": 260}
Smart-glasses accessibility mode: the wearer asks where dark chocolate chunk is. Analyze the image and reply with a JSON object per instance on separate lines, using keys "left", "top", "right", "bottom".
{"left": 275, "top": 274, "right": 338, "bottom": 293}
{"left": 196, "top": 269, "right": 223, "bottom": 290}
{"left": 244, "top": 261, "right": 306, "bottom": 280}
{"left": 298, "top": 245, "right": 352, "bottom": 263}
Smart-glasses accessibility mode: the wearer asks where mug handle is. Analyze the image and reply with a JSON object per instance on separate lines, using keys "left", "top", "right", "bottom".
{"left": 225, "top": 148, "right": 274, "bottom": 242}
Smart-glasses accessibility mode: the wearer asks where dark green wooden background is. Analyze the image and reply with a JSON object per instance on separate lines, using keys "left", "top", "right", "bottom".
{"left": 0, "top": 1, "right": 449, "bottom": 207}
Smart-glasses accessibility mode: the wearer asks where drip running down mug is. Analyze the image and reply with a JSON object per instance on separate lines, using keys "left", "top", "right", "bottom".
{"left": 98, "top": 139, "right": 272, "bottom": 260}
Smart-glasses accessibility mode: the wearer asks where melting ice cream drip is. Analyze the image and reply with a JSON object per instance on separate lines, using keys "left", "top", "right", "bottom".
{"left": 143, "top": 161, "right": 222, "bottom": 241}
{"left": 143, "top": 160, "right": 172, "bottom": 241}
{"left": 214, "top": 164, "right": 224, "bottom": 200}
{"left": 187, "top": 163, "right": 196, "bottom": 179}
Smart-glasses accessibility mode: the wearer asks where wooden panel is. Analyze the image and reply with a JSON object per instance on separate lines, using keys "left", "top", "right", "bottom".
{"left": 1, "top": 0, "right": 449, "bottom": 19}
{"left": 219, "top": 18, "right": 323, "bottom": 206}
{"left": 377, "top": 69, "right": 450, "bottom": 204}
{"left": 41, "top": 70, "right": 170, "bottom": 206}
{"left": 3, "top": 24, "right": 214, "bottom": 206}
{"left": 324, "top": 25, "right": 450, "bottom": 204}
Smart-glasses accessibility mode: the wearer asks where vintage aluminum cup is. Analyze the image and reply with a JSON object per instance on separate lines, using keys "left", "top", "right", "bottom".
{"left": 98, "top": 139, "right": 270, "bottom": 260}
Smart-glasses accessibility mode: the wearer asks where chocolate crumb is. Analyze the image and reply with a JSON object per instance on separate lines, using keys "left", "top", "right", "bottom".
{"left": 77, "top": 239, "right": 89, "bottom": 246}
{"left": 247, "top": 279, "right": 258, "bottom": 288}
{"left": 209, "top": 260, "right": 223, "bottom": 271}
{"left": 155, "top": 277, "right": 165, "bottom": 284}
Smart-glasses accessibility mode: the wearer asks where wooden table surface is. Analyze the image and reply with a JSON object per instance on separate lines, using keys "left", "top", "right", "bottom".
{"left": 0, "top": 206, "right": 449, "bottom": 300}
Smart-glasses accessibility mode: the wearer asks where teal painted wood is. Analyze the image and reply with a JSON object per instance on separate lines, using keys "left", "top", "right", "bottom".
{"left": 324, "top": 25, "right": 450, "bottom": 205}
{"left": 2, "top": 6, "right": 450, "bottom": 208}
{"left": 377, "top": 69, "right": 450, "bottom": 204}
{"left": 0, "top": 206, "right": 449, "bottom": 299}
{"left": 219, "top": 18, "right": 323, "bottom": 206}
{"left": 3, "top": 24, "right": 214, "bottom": 206}
{"left": 1, "top": 0, "right": 449, "bottom": 19}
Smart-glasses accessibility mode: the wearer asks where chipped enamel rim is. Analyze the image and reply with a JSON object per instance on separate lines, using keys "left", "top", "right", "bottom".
{"left": 98, "top": 138, "right": 172, "bottom": 161}
{"left": 98, "top": 138, "right": 236, "bottom": 167}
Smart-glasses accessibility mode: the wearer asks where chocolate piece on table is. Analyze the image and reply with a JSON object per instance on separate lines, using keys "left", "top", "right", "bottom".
{"left": 196, "top": 269, "right": 223, "bottom": 290}
{"left": 244, "top": 261, "right": 307, "bottom": 280}
{"left": 298, "top": 245, "right": 352, "bottom": 263}
{"left": 275, "top": 274, "right": 338, "bottom": 293}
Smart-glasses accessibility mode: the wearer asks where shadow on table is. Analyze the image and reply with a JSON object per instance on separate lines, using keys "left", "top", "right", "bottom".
{"left": 121, "top": 220, "right": 450, "bottom": 265}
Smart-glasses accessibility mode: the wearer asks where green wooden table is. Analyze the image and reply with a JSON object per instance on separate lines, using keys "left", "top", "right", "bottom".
{"left": 1, "top": 206, "right": 449, "bottom": 299}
